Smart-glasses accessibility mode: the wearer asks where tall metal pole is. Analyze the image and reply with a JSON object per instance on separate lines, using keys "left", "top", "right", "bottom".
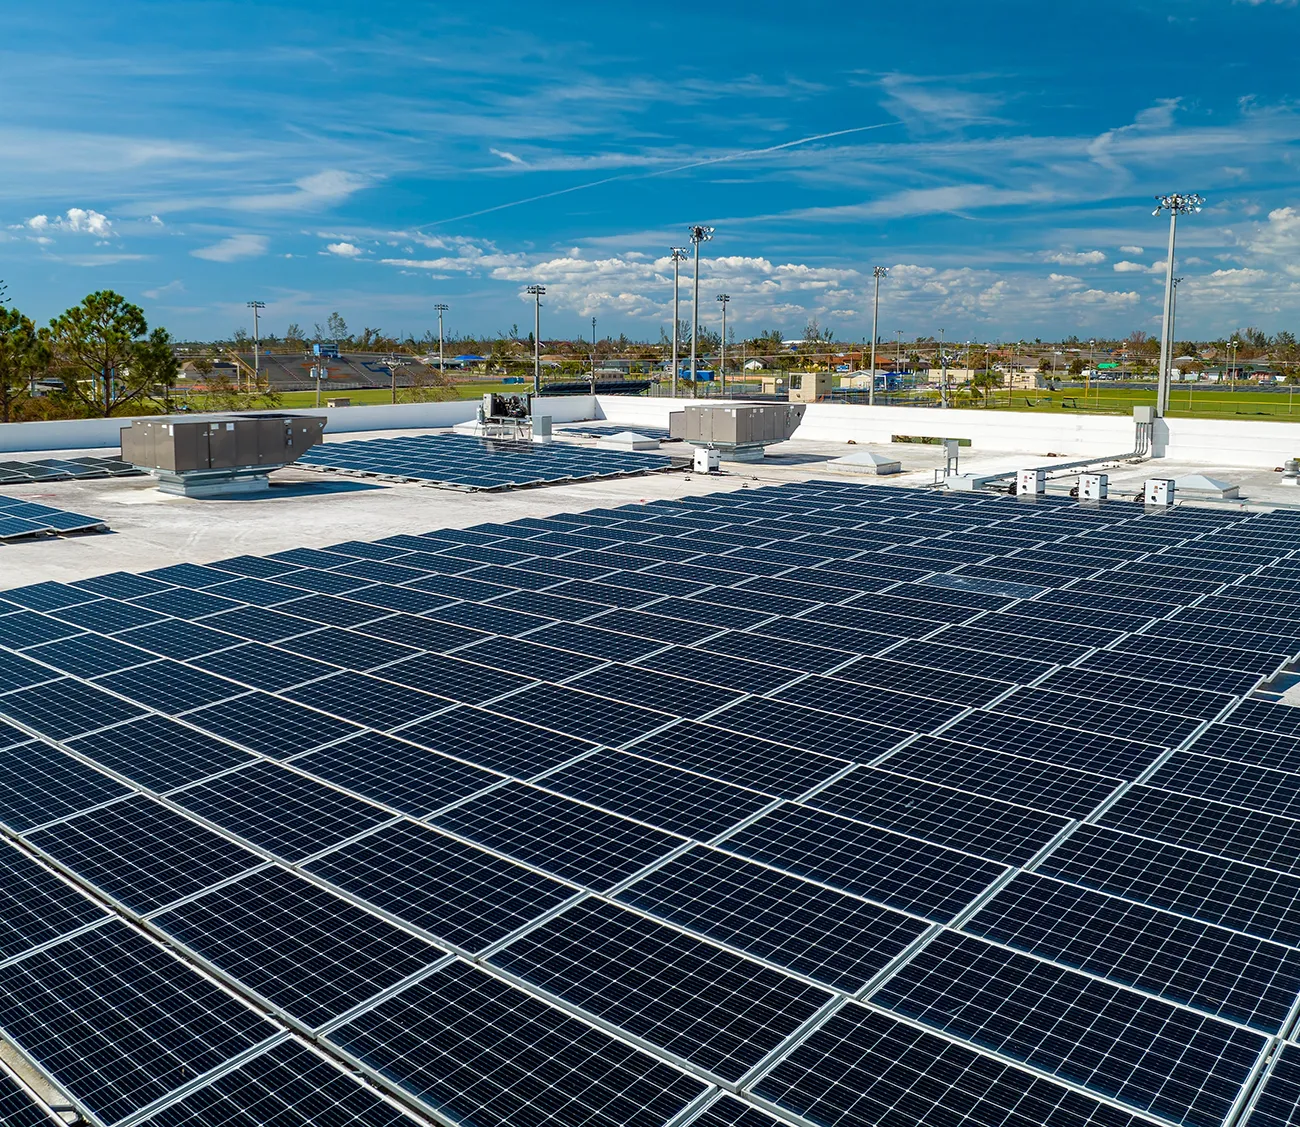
{"left": 716, "top": 293, "right": 730, "bottom": 396}
{"left": 434, "top": 304, "right": 448, "bottom": 381}
{"left": 688, "top": 225, "right": 714, "bottom": 399}
{"left": 247, "top": 300, "right": 265, "bottom": 394}
{"left": 590, "top": 316, "right": 597, "bottom": 395}
{"left": 1169, "top": 276, "right": 1182, "bottom": 411}
{"left": 939, "top": 327, "right": 948, "bottom": 408}
{"left": 526, "top": 287, "right": 545, "bottom": 395}
{"left": 868, "top": 267, "right": 886, "bottom": 408}
{"left": 670, "top": 248, "right": 687, "bottom": 398}
{"left": 1153, "top": 193, "right": 1203, "bottom": 417}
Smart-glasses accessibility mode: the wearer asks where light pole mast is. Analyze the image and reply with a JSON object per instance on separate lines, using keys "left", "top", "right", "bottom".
{"left": 716, "top": 293, "right": 730, "bottom": 396}
{"left": 670, "top": 247, "right": 687, "bottom": 397}
{"left": 590, "top": 316, "right": 597, "bottom": 395}
{"left": 526, "top": 287, "right": 545, "bottom": 395}
{"left": 1153, "top": 193, "right": 1204, "bottom": 416}
{"left": 688, "top": 225, "right": 714, "bottom": 398}
{"left": 246, "top": 300, "right": 265, "bottom": 393}
{"left": 434, "top": 304, "right": 448, "bottom": 380}
{"left": 868, "top": 267, "right": 886, "bottom": 407}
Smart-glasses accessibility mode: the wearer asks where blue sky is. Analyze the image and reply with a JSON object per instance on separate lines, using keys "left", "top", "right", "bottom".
{"left": 3, "top": 0, "right": 1300, "bottom": 344}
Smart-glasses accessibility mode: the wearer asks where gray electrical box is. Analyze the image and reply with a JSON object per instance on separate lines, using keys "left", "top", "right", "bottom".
{"left": 121, "top": 413, "right": 326, "bottom": 497}
{"left": 681, "top": 403, "right": 805, "bottom": 461}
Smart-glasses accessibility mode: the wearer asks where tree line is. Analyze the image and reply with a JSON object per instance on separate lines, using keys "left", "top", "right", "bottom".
{"left": 0, "top": 289, "right": 179, "bottom": 423}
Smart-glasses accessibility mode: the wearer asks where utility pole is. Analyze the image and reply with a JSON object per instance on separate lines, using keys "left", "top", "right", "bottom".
{"left": 868, "top": 267, "right": 886, "bottom": 407}
{"left": 590, "top": 316, "right": 597, "bottom": 395}
{"left": 688, "top": 225, "right": 714, "bottom": 398}
{"left": 716, "top": 293, "right": 730, "bottom": 396}
{"left": 246, "top": 300, "right": 265, "bottom": 394}
{"left": 670, "top": 247, "right": 687, "bottom": 397}
{"left": 433, "top": 304, "right": 448, "bottom": 383}
{"left": 1153, "top": 193, "right": 1204, "bottom": 416}
{"left": 895, "top": 330, "right": 903, "bottom": 390}
{"left": 526, "top": 287, "right": 545, "bottom": 395}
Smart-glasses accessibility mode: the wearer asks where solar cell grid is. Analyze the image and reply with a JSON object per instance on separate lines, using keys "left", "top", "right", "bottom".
{"left": 0, "top": 839, "right": 107, "bottom": 961}
{"left": 1113, "top": 632, "right": 1287, "bottom": 674}
{"left": 0, "top": 920, "right": 277, "bottom": 1126}
{"left": 328, "top": 959, "right": 705, "bottom": 1127}
{"left": 965, "top": 870, "right": 1300, "bottom": 1032}
{"left": 1148, "top": 752, "right": 1300, "bottom": 821}
{"left": 67, "top": 714, "right": 254, "bottom": 792}
{"left": 489, "top": 897, "right": 830, "bottom": 1081}
{"left": 305, "top": 819, "right": 575, "bottom": 950}
{"left": 1, "top": 581, "right": 99, "bottom": 612}
{"left": 489, "top": 681, "right": 672, "bottom": 746}
{"left": 635, "top": 645, "right": 801, "bottom": 694}
{"left": 807, "top": 766, "right": 1070, "bottom": 865}
{"left": 430, "top": 780, "right": 683, "bottom": 890}
{"left": 773, "top": 674, "right": 967, "bottom": 732}
{"left": 927, "top": 623, "right": 1092, "bottom": 663}
{"left": 1185, "top": 724, "right": 1300, "bottom": 773}
{"left": 569, "top": 663, "right": 741, "bottom": 719}
{"left": 994, "top": 686, "right": 1203, "bottom": 748}
{"left": 881, "top": 736, "right": 1119, "bottom": 818}
{"left": 753, "top": 1000, "right": 1156, "bottom": 1127}
{"left": 198, "top": 604, "right": 319, "bottom": 644}
{"left": 1038, "top": 667, "right": 1235, "bottom": 721}
{"left": 1079, "top": 650, "right": 1262, "bottom": 696}
{"left": 616, "top": 845, "right": 928, "bottom": 992}
{"left": 137, "top": 1039, "right": 419, "bottom": 1127}
{"left": 400, "top": 705, "right": 595, "bottom": 777}
{"left": 0, "top": 676, "right": 146, "bottom": 740}
{"left": 708, "top": 693, "right": 906, "bottom": 761}
{"left": 153, "top": 865, "right": 443, "bottom": 1029}
{"left": 189, "top": 640, "right": 343, "bottom": 691}
{"left": 871, "top": 928, "right": 1264, "bottom": 1127}
{"left": 277, "top": 626, "right": 419, "bottom": 670}
{"left": 94, "top": 659, "right": 246, "bottom": 714}
{"left": 540, "top": 748, "right": 772, "bottom": 840}
{"left": 1149, "top": 619, "right": 1300, "bottom": 655}
{"left": 1243, "top": 1042, "right": 1300, "bottom": 1127}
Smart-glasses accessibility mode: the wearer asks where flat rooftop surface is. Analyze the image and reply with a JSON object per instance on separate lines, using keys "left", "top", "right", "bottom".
{"left": 0, "top": 427, "right": 1294, "bottom": 589}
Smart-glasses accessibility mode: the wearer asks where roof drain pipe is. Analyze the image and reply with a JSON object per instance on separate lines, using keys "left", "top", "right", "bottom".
{"left": 943, "top": 408, "right": 1153, "bottom": 492}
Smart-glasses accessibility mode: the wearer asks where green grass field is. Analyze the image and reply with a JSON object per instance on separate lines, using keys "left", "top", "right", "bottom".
{"left": 273, "top": 383, "right": 518, "bottom": 409}
{"left": 965, "top": 384, "right": 1300, "bottom": 420}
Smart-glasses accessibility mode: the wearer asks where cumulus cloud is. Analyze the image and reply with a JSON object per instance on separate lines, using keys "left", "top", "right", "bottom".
{"left": 191, "top": 233, "right": 269, "bottom": 262}
{"left": 1066, "top": 289, "right": 1142, "bottom": 308}
{"left": 1043, "top": 249, "right": 1106, "bottom": 266}
{"left": 1112, "top": 261, "right": 1147, "bottom": 273}
{"left": 1119, "top": 245, "right": 1144, "bottom": 255}
{"left": 25, "top": 207, "right": 112, "bottom": 235}
{"left": 324, "top": 241, "right": 364, "bottom": 257}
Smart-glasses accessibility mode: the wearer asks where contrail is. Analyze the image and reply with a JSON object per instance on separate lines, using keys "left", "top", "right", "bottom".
{"left": 424, "top": 122, "right": 899, "bottom": 227}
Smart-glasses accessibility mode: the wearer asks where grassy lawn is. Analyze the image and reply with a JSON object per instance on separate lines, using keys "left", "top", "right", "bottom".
{"left": 274, "top": 383, "right": 518, "bottom": 409}
{"left": 893, "top": 384, "right": 1300, "bottom": 421}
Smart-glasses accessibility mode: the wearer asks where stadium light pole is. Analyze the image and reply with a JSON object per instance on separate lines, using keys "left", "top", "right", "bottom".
{"left": 246, "top": 300, "right": 265, "bottom": 393}
{"left": 1153, "top": 193, "right": 1204, "bottom": 417}
{"left": 716, "top": 294, "right": 730, "bottom": 395}
{"left": 670, "top": 247, "right": 688, "bottom": 397}
{"left": 868, "top": 267, "right": 886, "bottom": 407}
{"left": 434, "top": 304, "right": 449, "bottom": 379}
{"left": 526, "top": 287, "right": 545, "bottom": 395}
{"left": 688, "top": 225, "right": 714, "bottom": 398}
{"left": 590, "top": 315, "right": 597, "bottom": 395}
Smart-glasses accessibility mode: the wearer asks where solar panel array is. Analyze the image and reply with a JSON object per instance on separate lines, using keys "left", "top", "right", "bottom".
{"left": 3, "top": 479, "right": 1300, "bottom": 1126}
{"left": 0, "top": 496, "right": 106, "bottom": 541}
{"left": 297, "top": 432, "right": 680, "bottom": 490}
{"left": 0, "top": 455, "right": 142, "bottom": 485}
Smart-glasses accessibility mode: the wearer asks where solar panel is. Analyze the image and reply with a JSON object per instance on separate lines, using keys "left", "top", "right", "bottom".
{"left": 305, "top": 819, "right": 576, "bottom": 950}
{"left": 153, "top": 865, "right": 442, "bottom": 1029}
{"left": 0, "top": 921, "right": 276, "bottom": 1125}
{"left": 327, "top": 960, "right": 705, "bottom": 1126}
{"left": 138, "top": 1039, "right": 420, "bottom": 1127}
{"left": 488, "top": 897, "right": 831, "bottom": 1081}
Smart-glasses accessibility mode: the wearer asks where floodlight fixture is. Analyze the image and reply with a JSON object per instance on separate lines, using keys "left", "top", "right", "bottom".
{"left": 434, "top": 303, "right": 449, "bottom": 376}
{"left": 687, "top": 227, "right": 714, "bottom": 395}
{"left": 869, "top": 267, "right": 888, "bottom": 407}
{"left": 716, "top": 294, "right": 730, "bottom": 394}
{"left": 527, "top": 287, "right": 546, "bottom": 394}
{"left": 1152, "top": 193, "right": 1204, "bottom": 416}
{"left": 669, "top": 248, "right": 689, "bottom": 396}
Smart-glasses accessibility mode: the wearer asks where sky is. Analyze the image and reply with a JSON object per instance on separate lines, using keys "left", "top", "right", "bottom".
{"left": 2, "top": 0, "right": 1300, "bottom": 345}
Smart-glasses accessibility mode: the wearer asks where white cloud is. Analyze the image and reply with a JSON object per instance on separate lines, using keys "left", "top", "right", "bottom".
{"left": 148, "top": 214, "right": 164, "bottom": 226}
{"left": 1043, "top": 249, "right": 1106, "bottom": 266}
{"left": 24, "top": 207, "right": 112, "bottom": 235}
{"left": 228, "top": 170, "right": 370, "bottom": 213}
{"left": 324, "top": 241, "right": 364, "bottom": 257}
{"left": 1119, "top": 245, "right": 1144, "bottom": 255}
{"left": 191, "top": 233, "right": 269, "bottom": 261}
{"left": 490, "top": 148, "right": 525, "bottom": 165}
{"left": 1066, "top": 289, "right": 1142, "bottom": 308}
{"left": 142, "top": 280, "right": 184, "bottom": 299}
{"left": 1113, "top": 261, "right": 1147, "bottom": 273}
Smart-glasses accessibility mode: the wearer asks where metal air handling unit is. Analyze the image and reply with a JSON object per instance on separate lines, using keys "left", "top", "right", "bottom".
{"left": 120, "top": 413, "right": 326, "bottom": 498}
{"left": 668, "top": 402, "right": 806, "bottom": 462}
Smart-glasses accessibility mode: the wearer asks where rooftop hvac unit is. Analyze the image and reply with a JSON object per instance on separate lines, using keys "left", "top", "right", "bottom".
{"left": 680, "top": 403, "right": 805, "bottom": 462}
{"left": 120, "top": 413, "right": 326, "bottom": 498}
{"left": 1016, "top": 468, "right": 1045, "bottom": 497}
